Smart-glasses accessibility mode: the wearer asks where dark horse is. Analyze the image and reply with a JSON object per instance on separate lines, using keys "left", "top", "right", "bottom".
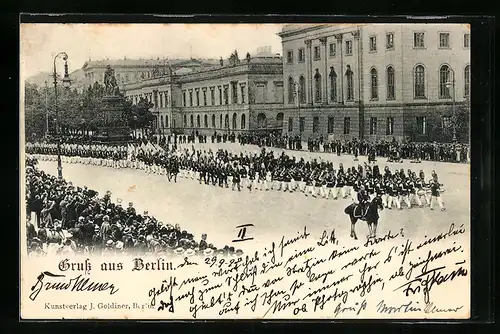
{"left": 344, "top": 196, "right": 384, "bottom": 240}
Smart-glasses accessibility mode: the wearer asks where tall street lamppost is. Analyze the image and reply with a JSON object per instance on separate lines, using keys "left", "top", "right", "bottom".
{"left": 44, "top": 80, "right": 49, "bottom": 138}
{"left": 445, "top": 68, "right": 456, "bottom": 143}
{"left": 53, "top": 52, "right": 72, "bottom": 180}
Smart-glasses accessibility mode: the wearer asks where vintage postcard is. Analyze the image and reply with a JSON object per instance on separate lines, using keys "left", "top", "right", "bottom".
{"left": 20, "top": 22, "right": 471, "bottom": 320}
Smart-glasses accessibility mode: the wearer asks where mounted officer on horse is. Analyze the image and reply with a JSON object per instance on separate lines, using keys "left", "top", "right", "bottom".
{"left": 344, "top": 186, "right": 384, "bottom": 240}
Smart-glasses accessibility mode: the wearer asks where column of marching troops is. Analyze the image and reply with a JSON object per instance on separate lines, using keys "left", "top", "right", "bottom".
{"left": 26, "top": 140, "right": 446, "bottom": 211}
{"left": 48, "top": 132, "right": 469, "bottom": 163}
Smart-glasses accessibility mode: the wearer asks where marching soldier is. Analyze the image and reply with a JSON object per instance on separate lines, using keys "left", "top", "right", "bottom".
{"left": 231, "top": 163, "right": 241, "bottom": 191}
{"left": 414, "top": 176, "right": 427, "bottom": 207}
{"left": 265, "top": 167, "right": 272, "bottom": 191}
{"left": 399, "top": 178, "right": 411, "bottom": 209}
{"left": 429, "top": 179, "right": 446, "bottom": 211}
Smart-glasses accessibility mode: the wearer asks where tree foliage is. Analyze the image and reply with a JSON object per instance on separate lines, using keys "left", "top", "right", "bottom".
{"left": 123, "top": 97, "right": 155, "bottom": 130}
{"left": 23, "top": 81, "right": 155, "bottom": 139}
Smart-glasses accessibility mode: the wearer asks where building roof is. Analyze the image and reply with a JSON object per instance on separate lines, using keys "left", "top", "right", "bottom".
{"left": 122, "top": 55, "right": 282, "bottom": 91}
{"left": 280, "top": 24, "right": 321, "bottom": 34}
{"left": 82, "top": 58, "right": 219, "bottom": 70}
{"left": 278, "top": 23, "right": 363, "bottom": 37}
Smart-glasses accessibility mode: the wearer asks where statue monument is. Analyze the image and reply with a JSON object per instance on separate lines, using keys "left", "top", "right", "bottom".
{"left": 104, "top": 65, "right": 119, "bottom": 96}
{"left": 94, "top": 65, "right": 132, "bottom": 143}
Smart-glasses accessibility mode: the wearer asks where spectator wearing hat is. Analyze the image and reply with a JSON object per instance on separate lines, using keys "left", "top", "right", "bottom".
{"left": 203, "top": 248, "right": 214, "bottom": 257}
{"left": 127, "top": 202, "right": 136, "bottom": 216}
{"left": 115, "top": 241, "right": 125, "bottom": 254}
{"left": 58, "top": 239, "right": 76, "bottom": 256}
{"left": 103, "top": 240, "right": 115, "bottom": 255}
{"left": 198, "top": 234, "right": 208, "bottom": 251}
{"left": 174, "top": 247, "right": 184, "bottom": 256}
{"left": 40, "top": 199, "right": 56, "bottom": 228}
{"left": 100, "top": 216, "right": 111, "bottom": 241}
{"left": 31, "top": 195, "right": 43, "bottom": 228}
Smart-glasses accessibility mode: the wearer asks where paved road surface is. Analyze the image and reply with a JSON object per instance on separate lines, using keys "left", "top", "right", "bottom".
{"left": 36, "top": 143, "right": 470, "bottom": 254}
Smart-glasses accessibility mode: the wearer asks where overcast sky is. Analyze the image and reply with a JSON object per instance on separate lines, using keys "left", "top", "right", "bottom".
{"left": 20, "top": 24, "right": 285, "bottom": 79}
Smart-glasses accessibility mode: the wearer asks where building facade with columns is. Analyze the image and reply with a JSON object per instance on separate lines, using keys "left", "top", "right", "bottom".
{"left": 278, "top": 23, "right": 470, "bottom": 142}
{"left": 122, "top": 55, "right": 284, "bottom": 135}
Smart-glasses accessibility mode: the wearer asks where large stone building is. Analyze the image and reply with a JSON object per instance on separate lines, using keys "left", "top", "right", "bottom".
{"left": 123, "top": 53, "right": 284, "bottom": 135}
{"left": 82, "top": 58, "right": 219, "bottom": 92}
{"left": 278, "top": 23, "right": 471, "bottom": 142}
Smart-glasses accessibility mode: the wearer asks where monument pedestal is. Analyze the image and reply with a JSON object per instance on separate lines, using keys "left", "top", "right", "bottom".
{"left": 93, "top": 95, "right": 132, "bottom": 144}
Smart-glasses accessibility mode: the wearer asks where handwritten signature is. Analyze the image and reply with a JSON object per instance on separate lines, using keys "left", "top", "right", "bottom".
{"left": 29, "top": 271, "right": 119, "bottom": 301}
{"left": 394, "top": 261, "right": 468, "bottom": 303}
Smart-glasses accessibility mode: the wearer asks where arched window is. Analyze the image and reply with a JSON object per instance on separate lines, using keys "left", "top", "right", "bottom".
{"left": 204, "top": 114, "right": 208, "bottom": 128}
{"left": 288, "top": 77, "right": 295, "bottom": 103}
{"left": 241, "top": 114, "right": 246, "bottom": 129}
{"left": 224, "top": 114, "right": 229, "bottom": 129}
{"left": 464, "top": 65, "right": 470, "bottom": 98}
{"left": 160, "top": 115, "right": 164, "bottom": 128}
{"left": 346, "top": 66, "right": 354, "bottom": 101}
{"left": 165, "top": 115, "right": 169, "bottom": 128}
{"left": 314, "top": 70, "right": 322, "bottom": 103}
{"left": 219, "top": 114, "right": 223, "bottom": 128}
{"left": 212, "top": 114, "right": 216, "bottom": 128}
{"left": 190, "top": 114, "right": 194, "bottom": 127}
{"left": 196, "top": 114, "right": 201, "bottom": 128}
{"left": 232, "top": 113, "right": 237, "bottom": 129}
{"left": 414, "top": 65, "right": 426, "bottom": 98}
{"left": 276, "top": 112, "right": 284, "bottom": 127}
{"left": 329, "top": 67, "right": 337, "bottom": 102}
{"left": 386, "top": 66, "right": 395, "bottom": 100}
{"left": 183, "top": 115, "right": 187, "bottom": 127}
{"left": 299, "top": 76, "right": 306, "bottom": 103}
{"left": 257, "top": 113, "right": 267, "bottom": 128}
{"left": 439, "top": 65, "right": 451, "bottom": 98}
{"left": 370, "top": 68, "right": 378, "bottom": 100}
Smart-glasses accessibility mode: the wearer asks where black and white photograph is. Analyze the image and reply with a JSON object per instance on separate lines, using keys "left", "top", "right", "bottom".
{"left": 20, "top": 21, "right": 471, "bottom": 319}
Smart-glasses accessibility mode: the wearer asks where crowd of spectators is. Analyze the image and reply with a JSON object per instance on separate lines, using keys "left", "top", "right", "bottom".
{"left": 25, "top": 157, "right": 240, "bottom": 258}
{"left": 235, "top": 134, "right": 469, "bottom": 163}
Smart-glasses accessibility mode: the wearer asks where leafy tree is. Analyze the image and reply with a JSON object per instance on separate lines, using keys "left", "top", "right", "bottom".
{"left": 453, "top": 103, "right": 470, "bottom": 143}
{"left": 24, "top": 80, "right": 158, "bottom": 139}
{"left": 24, "top": 83, "right": 47, "bottom": 140}
{"left": 123, "top": 97, "right": 155, "bottom": 132}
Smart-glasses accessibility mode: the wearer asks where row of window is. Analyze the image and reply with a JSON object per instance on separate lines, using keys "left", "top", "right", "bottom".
{"left": 287, "top": 66, "right": 355, "bottom": 104}
{"left": 286, "top": 116, "right": 429, "bottom": 136}
{"left": 287, "top": 64, "right": 470, "bottom": 104}
{"left": 181, "top": 82, "right": 245, "bottom": 107}
{"left": 286, "top": 116, "right": 390, "bottom": 134}
{"left": 130, "top": 91, "right": 169, "bottom": 108}
{"left": 286, "top": 32, "right": 470, "bottom": 63}
{"left": 162, "top": 114, "right": 431, "bottom": 136}
{"left": 182, "top": 113, "right": 247, "bottom": 130}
